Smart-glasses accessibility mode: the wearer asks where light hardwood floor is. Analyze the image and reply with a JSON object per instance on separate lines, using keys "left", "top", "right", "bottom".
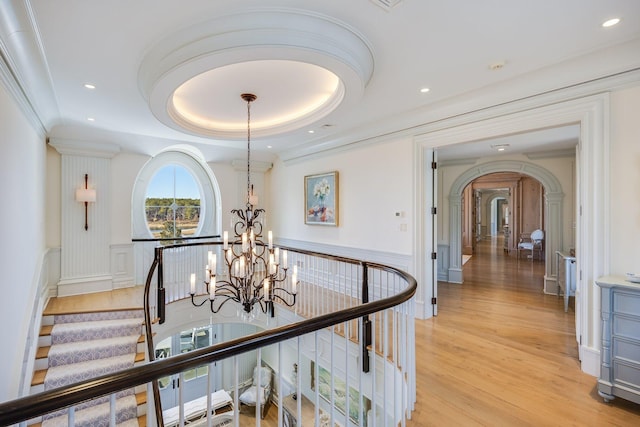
{"left": 408, "top": 236, "right": 640, "bottom": 426}
{"left": 43, "top": 237, "right": 640, "bottom": 426}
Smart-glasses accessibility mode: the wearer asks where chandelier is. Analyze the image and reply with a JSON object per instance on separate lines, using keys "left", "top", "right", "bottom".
{"left": 189, "top": 93, "right": 298, "bottom": 318}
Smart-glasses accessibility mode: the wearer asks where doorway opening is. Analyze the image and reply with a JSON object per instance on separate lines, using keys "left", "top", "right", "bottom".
{"left": 461, "top": 172, "right": 546, "bottom": 269}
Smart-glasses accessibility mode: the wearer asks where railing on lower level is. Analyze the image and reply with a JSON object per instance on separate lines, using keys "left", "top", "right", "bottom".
{"left": 0, "top": 240, "right": 416, "bottom": 427}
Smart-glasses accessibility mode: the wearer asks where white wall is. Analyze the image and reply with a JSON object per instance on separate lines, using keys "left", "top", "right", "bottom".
{"left": 0, "top": 81, "right": 46, "bottom": 402}
{"left": 111, "top": 153, "right": 149, "bottom": 244}
{"left": 269, "top": 137, "right": 414, "bottom": 255}
{"left": 45, "top": 147, "right": 61, "bottom": 248}
{"left": 610, "top": 85, "right": 640, "bottom": 274}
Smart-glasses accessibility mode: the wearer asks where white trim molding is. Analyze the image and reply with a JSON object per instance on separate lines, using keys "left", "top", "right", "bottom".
{"left": 414, "top": 93, "right": 610, "bottom": 376}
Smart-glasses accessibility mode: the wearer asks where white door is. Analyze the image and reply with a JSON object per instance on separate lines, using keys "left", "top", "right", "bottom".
{"left": 423, "top": 148, "right": 438, "bottom": 316}
{"left": 157, "top": 326, "right": 223, "bottom": 410}
{"left": 574, "top": 145, "right": 583, "bottom": 359}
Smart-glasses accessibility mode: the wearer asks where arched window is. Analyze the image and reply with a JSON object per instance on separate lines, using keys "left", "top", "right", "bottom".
{"left": 132, "top": 147, "right": 221, "bottom": 240}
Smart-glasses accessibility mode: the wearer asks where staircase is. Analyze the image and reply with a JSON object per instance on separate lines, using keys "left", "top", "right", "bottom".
{"left": 29, "top": 292, "right": 148, "bottom": 427}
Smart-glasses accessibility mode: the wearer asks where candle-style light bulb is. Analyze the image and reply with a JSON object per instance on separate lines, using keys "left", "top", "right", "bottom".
{"left": 210, "top": 253, "right": 217, "bottom": 277}
{"left": 190, "top": 273, "right": 196, "bottom": 295}
{"left": 282, "top": 250, "right": 288, "bottom": 268}
{"left": 292, "top": 265, "right": 298, "bottom": 294}
{"left": 268, "top": 231, "right": 273, "bottom": 249}
{"left": 240, "top": 256, "right": 246, "bottom": 277}
{"left": 264, "top": 278, "right": 271, "bottom": 301}
{"left": 223, "top": 231, "right": 228, "bottom": 249}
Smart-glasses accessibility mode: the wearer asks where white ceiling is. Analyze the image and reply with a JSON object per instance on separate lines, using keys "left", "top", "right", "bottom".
{"left": 2, "top": 1, "right": 639, "bottom": 162}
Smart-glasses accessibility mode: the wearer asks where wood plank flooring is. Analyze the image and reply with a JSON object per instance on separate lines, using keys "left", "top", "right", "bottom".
{"left": 408, "top": 237, "right": 640, "bottom": 426}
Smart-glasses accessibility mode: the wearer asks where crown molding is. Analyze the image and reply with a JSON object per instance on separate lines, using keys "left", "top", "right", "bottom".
{"left": 0, "top": 0, "right": 59, "bottom": 131}
{"left": 49, "top": 138, "right": 120, "bottom": 158}
{"left": 280, "top": 46, "right": 640, "bottom": 163}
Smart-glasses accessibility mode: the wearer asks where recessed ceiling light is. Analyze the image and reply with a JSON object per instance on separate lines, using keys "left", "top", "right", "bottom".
{"left": 491, "top": 143, "right": 509, "bottom": 151}
{"left": 489, "top": 61, "right": 506, "bottom": 71}
{"left": 87, "top": 117, "right": 95, "bottom": 122}
{"left": 267, "top": 145, "right": 273, "bottom": 149}
{"left": 420, "top": 87, "right": 430, "bottom": 93}
{"left": 308, "top": 130, "right": 315, "bottom": 134}
{"left": 602, "top": 18, "right": 621, "bottom": 28}
{"left": 84, "top": 83, "right": 96, "bottom": 89}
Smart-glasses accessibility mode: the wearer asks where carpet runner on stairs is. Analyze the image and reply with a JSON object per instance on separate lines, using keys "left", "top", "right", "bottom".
{"left": 33, "top": 309, "right": 146, "bottom": 427}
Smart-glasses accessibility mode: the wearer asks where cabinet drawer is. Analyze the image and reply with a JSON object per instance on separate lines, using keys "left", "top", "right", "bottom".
{"left": 613, "top": 315, "right": 640, "bottom": 341}
{"left": 613, "top": 338, "right": 640, "bottom": 365}
{"left": 614, "top": 359, "right": 640, "bottom": 391}
{"left": 613, "top": 291, "right": 640, "bottom": 317}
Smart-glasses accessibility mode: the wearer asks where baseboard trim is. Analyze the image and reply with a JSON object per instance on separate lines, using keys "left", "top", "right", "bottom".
{"left": 57, "top": 275, "right": 113, "bottom": 297}
{"left": 580, "top": 345, "right": 600, "bottom": 377}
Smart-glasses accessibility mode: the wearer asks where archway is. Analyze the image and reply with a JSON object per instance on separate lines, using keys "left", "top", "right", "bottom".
{"left": 448, "top": 160, "right": 563, "bottom": 289}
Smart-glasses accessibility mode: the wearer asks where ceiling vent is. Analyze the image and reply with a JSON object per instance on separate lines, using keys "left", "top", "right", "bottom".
{"left": 371, "top": 0, "right": 403, "bottom": 11}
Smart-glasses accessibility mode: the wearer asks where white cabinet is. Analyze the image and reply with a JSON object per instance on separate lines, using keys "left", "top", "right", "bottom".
{"left": 556, "top": 251, "right": 576, "bottom": 312}
{"left": 595, "top": 275, "right": 640, "bottom": 405}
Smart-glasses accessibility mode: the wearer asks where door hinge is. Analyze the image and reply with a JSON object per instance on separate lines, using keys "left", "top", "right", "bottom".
{"left": 431, "top": 297, "right": 437, "bottom": 305}
{"left": 431, "top": 161, "right": 437, "bottom": 169}
{"left": 431, "top": 252, "right": 437, "bottom": 260}
{"left": 431, "top": 207, "right": 437, "bottom": 215}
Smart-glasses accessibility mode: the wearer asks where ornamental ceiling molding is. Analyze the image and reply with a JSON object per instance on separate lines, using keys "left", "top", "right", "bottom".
{"left": 138, "top": 8, "right": 374, "bottom": 140}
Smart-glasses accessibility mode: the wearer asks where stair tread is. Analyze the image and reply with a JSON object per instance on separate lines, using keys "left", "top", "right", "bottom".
{"left": 32, "top": 369, "right": 47, "bottom": 386}
{"left": 135, "top": 391, "right": 146, "bottom": 406}
{"left": 36, "top": 346, "right": 50, "bottom": 359}
{"left": 42, "top": 355, "right": 137, "bottom": 392}
{"left": 40, "top": 325, "right": 53, "bottom": 337}
{"left": 134, "top": 352, "right": 145, "bottom": 363}
{"left": 52, "top": 317, "right": 143, "bottom": 333}
{"left": 50, "top": 318, "right": 143, "bottom": 345}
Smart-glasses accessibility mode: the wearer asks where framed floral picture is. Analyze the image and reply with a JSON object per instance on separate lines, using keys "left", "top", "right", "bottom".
{"left": 304, "top": 171, "right": 338, "bottom": 226}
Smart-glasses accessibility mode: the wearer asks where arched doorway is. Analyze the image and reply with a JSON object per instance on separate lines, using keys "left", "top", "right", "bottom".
{"left": 448, "top": 161, "right": 563, "bottom": 291}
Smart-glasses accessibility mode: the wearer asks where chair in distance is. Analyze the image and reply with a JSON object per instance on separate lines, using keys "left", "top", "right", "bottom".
{"left": 238, "top": 365, "right": 273, "bottom": 419}
{"left": 517, "top": 229, "right": 544, "bottom": 262}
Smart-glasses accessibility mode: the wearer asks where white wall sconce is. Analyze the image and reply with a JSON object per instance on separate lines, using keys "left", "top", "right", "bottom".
{"left": 75, "top": 174, "right": 96, "bottom": 230}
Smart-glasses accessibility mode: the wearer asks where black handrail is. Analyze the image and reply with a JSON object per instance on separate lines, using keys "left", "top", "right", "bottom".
{"left": 0, "top": 246, "right": 416, "bottom": 426}
{"left": 131, "top": 234, "right": 221, "bottom": 242}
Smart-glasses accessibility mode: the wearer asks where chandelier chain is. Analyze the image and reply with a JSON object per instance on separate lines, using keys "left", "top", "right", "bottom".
{"left": 246, "top": 96, "right": 251, "bottom": 205}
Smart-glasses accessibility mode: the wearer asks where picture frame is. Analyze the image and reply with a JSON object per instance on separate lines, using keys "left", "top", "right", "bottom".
{"left": 304, "top": 171, "right": 338, "bottom": 226}
{"left": 310, "top": 361, "right": 370, "bottom": 426}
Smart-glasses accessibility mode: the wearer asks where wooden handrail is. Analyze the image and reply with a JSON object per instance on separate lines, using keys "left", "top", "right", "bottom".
{"left": 0, "top": 245, "right": 416, "bottom": 426}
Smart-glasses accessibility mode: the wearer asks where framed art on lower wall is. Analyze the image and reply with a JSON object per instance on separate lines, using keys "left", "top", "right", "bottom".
{"left": 304, "top": 171, "right": 338, "bottom": 226}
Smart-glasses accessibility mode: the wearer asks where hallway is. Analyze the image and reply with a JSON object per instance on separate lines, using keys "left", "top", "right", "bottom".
{"left": 409, "top": 237, "right": 640, "bottom": 426}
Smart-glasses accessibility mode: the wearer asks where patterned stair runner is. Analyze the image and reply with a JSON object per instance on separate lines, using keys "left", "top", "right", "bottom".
{"left": 32, "top": 309, "right": 145, "bottom": 427}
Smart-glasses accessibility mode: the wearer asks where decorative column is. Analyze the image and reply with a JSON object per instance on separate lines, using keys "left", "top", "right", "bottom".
{"left": 544, "top": 191, "right": 564, "bottom": 293}
{"left": 448, "top": 195, "right": 463, "bottom": 283}
{"left": 50, "top": 139, "right": 120, "bottom": 296}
